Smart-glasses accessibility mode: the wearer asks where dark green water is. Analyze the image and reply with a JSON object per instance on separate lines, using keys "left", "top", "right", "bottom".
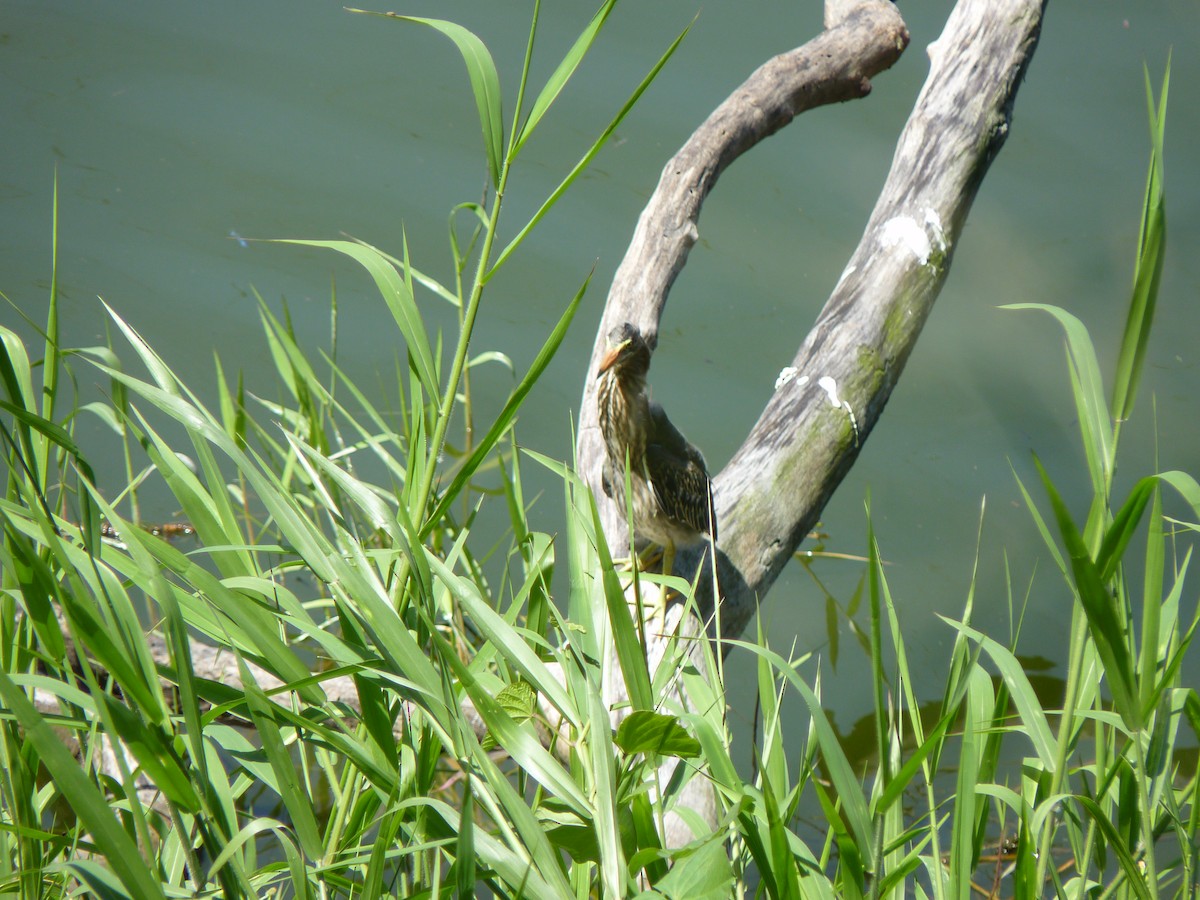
{"left": 3, "top": 1, "right": 1199, "bottom": 794}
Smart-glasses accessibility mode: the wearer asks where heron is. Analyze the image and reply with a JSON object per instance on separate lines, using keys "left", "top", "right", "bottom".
{"left": 595, "top": 322, "right": 716, "bottom": 626}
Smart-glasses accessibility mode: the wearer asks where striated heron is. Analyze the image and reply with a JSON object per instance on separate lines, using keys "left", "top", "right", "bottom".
{"left": 596, "top": 322, "right": 716, "bottom": 618}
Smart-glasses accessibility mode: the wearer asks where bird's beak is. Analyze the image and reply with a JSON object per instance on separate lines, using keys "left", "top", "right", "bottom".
{"left": 597, "top": 342, "right": 626, "bottom": 377}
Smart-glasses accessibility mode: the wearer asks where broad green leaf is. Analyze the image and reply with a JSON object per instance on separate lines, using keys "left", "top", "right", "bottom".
{"left": 614, "top": 709, "right": 702, "bottom": 758}
{"left": 495, "top": 678, "right": 536, "bottom": 719}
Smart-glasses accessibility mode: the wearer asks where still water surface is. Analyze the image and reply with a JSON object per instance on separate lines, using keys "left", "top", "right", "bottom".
{"left": 4, "top": 0, "right": 1199, "bottom": 803}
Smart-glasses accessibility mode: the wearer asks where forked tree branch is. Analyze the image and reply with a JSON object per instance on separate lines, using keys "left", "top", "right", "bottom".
{"left": 578, "top": 0, "right": 1045, "bottom": 642}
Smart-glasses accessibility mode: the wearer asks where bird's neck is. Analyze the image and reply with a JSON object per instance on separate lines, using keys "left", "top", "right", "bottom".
{"left": 621, "top": 370, "right": 647, "bottom": 397}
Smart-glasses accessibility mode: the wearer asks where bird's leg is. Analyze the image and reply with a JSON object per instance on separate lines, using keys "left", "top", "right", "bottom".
{"left": 652, "top": 539, "right": 676, "bottom": 635}
{"left": 612, "top": 553, "right": 637, "bottom": 572}
{"left": 636, "top": 543, "right": 664, "bottom": 569}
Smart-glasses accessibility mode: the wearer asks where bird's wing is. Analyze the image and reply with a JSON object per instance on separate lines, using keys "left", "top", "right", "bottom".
{"left": 646, "top": 403, "right": 717, "bottom": 541}
{"left": 647, "top": 402, "right": 704, "bottom": 467}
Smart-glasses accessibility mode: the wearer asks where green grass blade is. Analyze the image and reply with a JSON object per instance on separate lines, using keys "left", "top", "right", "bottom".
{"left": 1076, "top": 797, "right": 1154, "bottom": 900}
{"left": 50, "top": 569, "right": 163, "bottom": 720}
{"left": 1095, "top": 475, "right": 1156, "bottom": 584}
{"left": 874, "top": 710, "right": 953, "bottom": 815}
{"left": 357, "top": 12, "right": 504, "bottom": 188}
{"left": 1158, "top": 469, "right": 1200, "bottom": 518}
{"left": 41, "top": 173, "right": 61, "bottom": 426}
{"left": 129, "top": 407, "right": 254, "bottom": 578}
{"left": 1034, "top": 455, "right": 1139, "bottom": 729}
{"left": 423, "top": 270, "right": 587, "bottom": 535}
{"left": 274, "top": 239, "right": 439, "bottom": 398}
{"left": 513, "top": 0, "right": 618, "bottom": 155}
{"left": 1138, "top": 484, "right": 1165, "bottom": 712}
{"left": 97, "top": 692, "right": 201, "bottom": 812}
{"left": 429, "top": 626, "right": 589, "bottom": 818}
{"left": 1004, "top": 304, "right": 1113, "bottom": 498}
{"left": 0, "top": 672, "right": 167, "bottom": 900}
{"left": 728, "top": 640, "right": 874, "bottom": 868}
{"left": 117, "top": 518, "right": 325, "bottom": 705}
{"left": 588, "top": 489, "right": 655, "bottom": 713}
{"left": 237, "top": 656, "right": 325, "bottom": 862}
{"left": 949, "top": 667, "right": 993, "bottom": 899}
{"left": 425, "top": 551, "right": 578, "bottom": 728}
{"left": 940, "top": 618, "right": 1056, "bottom": 771}
{"left": 1010, "top": 465, "right": 1070, "bottom": 580}
{"left": 0, "top": 510, "right": 67, "bottom": 661}
{"left": 455, "top": 773, "right": 477, "bottom": 897}
{"left": 1112, "top": 59, "right": 1169, "bottom": 425}
{"left": 490, "top": 19, "right": 692, "bottom": 275}
{"left": 1140, "top": 553, "right": 1196, "bottom": 718}
{"left": 344, "top": 234, "right": 460, "bottom": 307}
{"left": 0, "top": 399, "right": 101, "bottom": 552}
{"left": 586, "top": 678, "right": 625, "bottom": 897}
{"left": 763, "top": 766, "right": 804, "bottom": 899}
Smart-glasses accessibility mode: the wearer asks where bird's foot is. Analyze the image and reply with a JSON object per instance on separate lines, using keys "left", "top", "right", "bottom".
{"left": 611, "top": 554, "right": 638, "bottom": 572}
{"left": 636, "top": 544, "right": 665, "bottom": 571}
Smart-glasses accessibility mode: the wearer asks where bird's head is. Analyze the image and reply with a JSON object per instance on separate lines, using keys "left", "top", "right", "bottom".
{"left": 597, "top": 322, "right": 652, "bottom": 380}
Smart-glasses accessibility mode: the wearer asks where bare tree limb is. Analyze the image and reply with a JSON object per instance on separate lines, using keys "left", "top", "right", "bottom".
{"left": 579, "top": 0, "right": 1045, "bottom": 642}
